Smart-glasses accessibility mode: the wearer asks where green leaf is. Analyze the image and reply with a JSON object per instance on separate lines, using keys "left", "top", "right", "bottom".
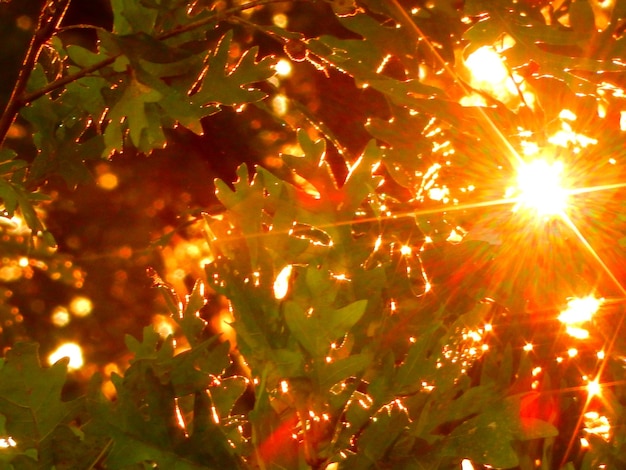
{"left": 214, "top": 164, "right": 264, "bottom": 267}
{"left": 307, "top": 13, "right": 422, "bottom": 81}
{"left": 0, "top": 343, "right": 80, "bottom": 453}
{"left": 319, "top": 353, "right": 371, "bottom": 390}
{"left": 393, "top": 323, "right": 444, "bottom": 394}
{"left": 179, "top": 279, "right": 208, "bottom": 346}
{"left": 323, "top": 299, "right": 368, "bottom": 339}
{"left": 149, "top": 268, "right": 182, "bottom": 317}
{"left": 103, "top": 76, "right": 164, "bottom": 156}
{"left": 124, "top": 326, "right": 163, "bottom": 361}
{"left": 366, "top": 108, "right": 432, "bottom": 189}
{"left": 210, "top": 376, "right": 248, "bottom": 418}
{"left": 347, "top": 401, "right": 411, "bottom": 469}
{"left": 443, "top": 394, "right": 558, "bottom": 468}
{"left": 66, "top": 45, "right": 103, "bottom": 68}
{"left": 111, "top": 0, "right": 158, "bottom": 35}
{"left": 0, "top": 149, "right": 17, "bottom": 164}
{"left": 283, "top": 300, "right": 328, "bottom": 358}
{"left": 87, "top": 371, "right": 204, "bottom": 469}
{"left": 49, "top": 424, "right": 111, "bottom": 470}
{"left": 170, "top": 339, "right": 231, "bottom": 395}
{"left": 340, "top": 140, "right": 383, "bottom": 214}
{"left": 195, "top": 31, "right": 277, "bottom": 107}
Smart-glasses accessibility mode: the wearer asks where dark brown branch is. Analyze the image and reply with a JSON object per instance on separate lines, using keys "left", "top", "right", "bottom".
{"left": 157, "top": 0, "right": 299, "bottom": 40}
{"left": 21, "top": 55, "right": 116, "bottom": 105}
{"left": 0, "top": 0, "right": 72, "bottom": 147}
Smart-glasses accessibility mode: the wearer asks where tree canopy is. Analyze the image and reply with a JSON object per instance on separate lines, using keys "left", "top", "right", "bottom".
{"left": 1, "top": 0, "right": 626, "bottom": 468}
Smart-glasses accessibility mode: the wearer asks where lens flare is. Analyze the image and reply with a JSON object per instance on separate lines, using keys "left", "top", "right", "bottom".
{"left": 511, "top": 159, "right": 568, "bottom": 217}
{"left": 586, "top": 378, "right": 601, "bottom": 398}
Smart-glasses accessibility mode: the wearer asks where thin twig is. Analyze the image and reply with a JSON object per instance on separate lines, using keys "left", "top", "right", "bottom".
{"left": 20, "top": 55, "right": 117, "bottom": 105}
{"left": 157, "top": 0, "right": 301, "bottom": 41}
{"left": 0, "top": 0, "right": 72, "bottom": 147}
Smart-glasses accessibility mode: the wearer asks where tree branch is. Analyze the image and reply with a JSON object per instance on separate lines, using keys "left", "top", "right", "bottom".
{"left": 0, "top": 0, "right": 72, "bottom": 147}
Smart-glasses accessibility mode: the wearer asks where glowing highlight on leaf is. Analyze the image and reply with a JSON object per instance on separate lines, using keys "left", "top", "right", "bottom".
{"left": 461, "top": 459, "right": 475, "bottom": 470}
{"left": 465, "top": 47, "right": 508, "bottom": 86}
{"left": 275, "top": 59, "right": 292, "bottom": 77}
{"left": 0, "top": 437, "right": 16, "bottom": 448}
{"left": 565, "top": 326, "right": 590, "bottom": 340}
{"left": 273, "top": 265, "right": 293, "bottom": 300}
{"left": 583, "top": 411, "right": 611, "bottom": 440}
{"left": 48, "top": 342, "right": 84, "bottom": 370}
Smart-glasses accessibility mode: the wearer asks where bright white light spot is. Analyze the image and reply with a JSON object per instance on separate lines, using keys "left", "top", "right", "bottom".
{"left": 428, "top": 186, "right": 449, "bottom": 201}
{"left": 400, "top": 245, "right": 412, "bottom": 256}
{"left": 567, "top": 348, "right": 578, "bottom": 358}
{"left": 584, "top": 411, "right": 611, "bottom": 440}
{"left": 275, "top": 58, "right": 292, "bottom": 77}
{"left": 523, "top": 343, "right": 533, "bottom": 352}
{"left": 461, "top": 459, "right": 475, "bottom": 470}
{"left": 464, "top": 46, "right": 528, "bottom": 106}
{"left": 466, "top": 47, "right": 508, "bottom": 86}
{"left": 446, "top": 229, "right": 463, "bottom": 244}
{"left": 548, "top": 122, "right": 598, "bottom": 148}
{"left": 559, "top": 109, "right": 577, "bottom": 121}
{"left": 513, "top": 159, "right": 568, "bottom": 217}
{"left": 565, "top": 326, "right": 590, "bottom": 339}
{"left": 51, "top": 306, "right": 71, "bottom": 327}
{"left": 69, "top": 296, "right": 93, "bottom": 317}
{"left": 48, "top": 342, "right": 84, "bottom": 370}
{"left": 0, "top": 437, "right": 16, "bottom": 448}
{"left": 273, "top": 265, "right": 293, "bottom": 300}
{"left": 587, "top": 378, "right": 601, "bottom": 398}
{"left": 174, "top": 401, "right": 186, "bottom": 432}
{"left": 559, "top": 296, "right": 601, "bottom": 324}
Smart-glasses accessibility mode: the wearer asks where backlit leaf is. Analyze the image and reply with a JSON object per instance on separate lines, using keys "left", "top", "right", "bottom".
{"left": 196, "top": 31, "right": 277, "bottom": 107}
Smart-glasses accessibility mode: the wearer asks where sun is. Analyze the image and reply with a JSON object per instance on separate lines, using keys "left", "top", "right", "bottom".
{"left": 510, "top": 159, "right": 569, "bottom": 218}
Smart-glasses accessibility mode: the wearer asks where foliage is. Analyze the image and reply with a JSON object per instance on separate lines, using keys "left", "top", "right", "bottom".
{"left": 1, "top": 0, "right": 626, "bottom": 469}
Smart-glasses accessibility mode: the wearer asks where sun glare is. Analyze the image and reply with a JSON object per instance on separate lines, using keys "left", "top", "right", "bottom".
{"left": 465, "top": 47, "right": 508, "bottom": 86}
{"left": 558, "top": 296, "right": 601, "bottom": 324}
{"left": 511, "top": 159, "right": 569, "bottom": 217}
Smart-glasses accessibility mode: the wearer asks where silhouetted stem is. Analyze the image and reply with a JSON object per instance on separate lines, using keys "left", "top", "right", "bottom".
{"left": 0, "top": 0, "right": 72, "bottom": 147}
